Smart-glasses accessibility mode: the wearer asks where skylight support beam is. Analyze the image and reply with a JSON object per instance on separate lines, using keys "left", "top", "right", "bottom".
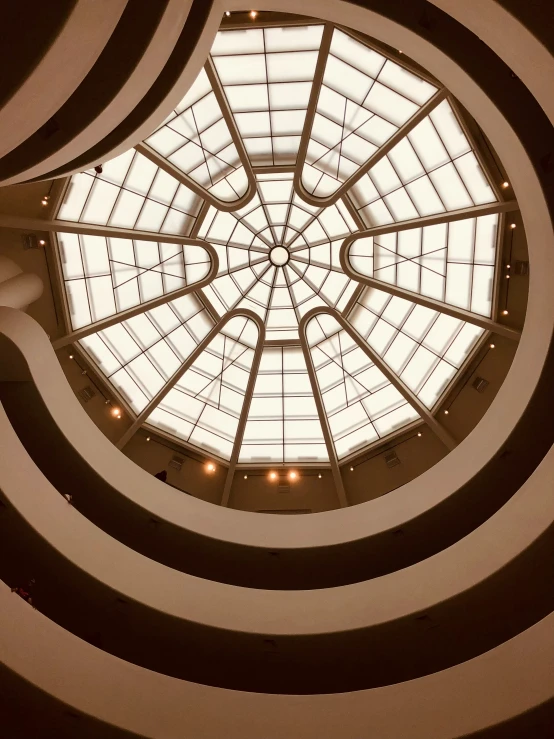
{"left": 116, "top": 309, "right": 263, "bottom": 449}
{"left": 339, "top": 203, "right": 521, "bottom": 341}
{"left": 189, "top": 199, "right": 211, "bottom": 239}
{"left": 294, "top": 23, "right": 334, "bottom": 196}
{"left": 294, "top": 82, "right": 448, "bottom": 207}
{"left": 298, "top": 314, "right": 349, "bottom": 508}
{"left": 300, "top": 307, "right": 457, "bottom": 451}
{"left": 221, "top": 317, "right": 266, "bottom": 507}
{"left": 204, "top": 57, "right": 258, "bottom": 204}
{"left": 0, "top": 214, "right": 219, "bottom": 248}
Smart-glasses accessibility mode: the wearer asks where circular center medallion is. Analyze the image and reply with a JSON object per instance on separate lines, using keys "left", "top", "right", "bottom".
{"left": 269, "top": 245, "right": 290, "bottom": 267}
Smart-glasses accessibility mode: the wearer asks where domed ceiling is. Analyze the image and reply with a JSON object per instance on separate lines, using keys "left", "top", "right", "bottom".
{"left": 53, "top": 21, "right": 515, "bottom": 472}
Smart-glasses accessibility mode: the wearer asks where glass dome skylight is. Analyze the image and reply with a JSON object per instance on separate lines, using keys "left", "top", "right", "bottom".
{"left": 52, "top": 19, "right": 516, "bottom": 491}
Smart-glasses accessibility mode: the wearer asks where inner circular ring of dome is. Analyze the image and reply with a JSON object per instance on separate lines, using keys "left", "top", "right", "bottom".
{"left": 52, "top": 15, "right": 523, "bottom": 483}
{"left": 269, "top": 246, "right": 290, "bottom": 267}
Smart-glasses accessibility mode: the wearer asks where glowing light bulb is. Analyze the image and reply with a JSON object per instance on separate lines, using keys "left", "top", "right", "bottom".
{"left": 225, "top": 10, "right": 231, "bottom": 15}
{"left": 350, "top": 466, "right": 354, "bottom": 472}
{"left": 444, "top": 410, "right": 449, "bottom": 415}
{"left": 506, "top": 274, "right": 510, "bottom": 279}
{"left": 502, "top": 181, "right": 509, "bottom": 189}
{"left": 111, "top": 407, "right": 121, "bottom": 418}
{"left": 490, "top": 343, "right": 495, "bottom": 349}
{"left": 206, "top": 462, "right": 216, "bottom": 473}
{"left": 288, "top": 471, "right": 297, "bottom": 481}
{"left": 249, "top": 10, "right": 258, "bottom": 18}
{"left": 39, "top": 239, "right": 46, "bottom": 246}
{"left": 244, "top": 474, "right": 248, "bottom": 479}
{"left": 318, "top": 474, "right": 322, "bottom": 479}
{"left": 69, "top": 354, "right": 74, "bottom": 359}
{"left": 502, "top": 310, "right": 509, "bottom": 316}
{"left": 417, "top": 432, "right": 422, "bottom": 437}
{"left": 510, "top": 223, "right": 516, "bottom": 229}
{"left": 269, "top": 471, "right": 277, "bottom": 481}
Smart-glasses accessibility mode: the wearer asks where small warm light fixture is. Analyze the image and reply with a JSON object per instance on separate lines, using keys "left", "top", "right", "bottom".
{"left": 510, "top": 223, "right": 517, "bottom": 229}
{"left": 244, "top": 474, "right": 248, "bottom": 479}
{"left": 502, "top": 309, "right": 509, "bottom": 316}
{"left": 269, "top": 471, "right": 278, "bottom": 481}
{"left": 490, "top": 343, "right": 495, "bottom": 349}
{"left": 318, "top": 473, "right": 322, "bottom": 479}
{"left": 506, "top": 264, "right": 511, "bottom": 269}
{"left": 111, "top": 407, "right": 122, "bottom": 418}
{"left": 146, "top": 437, "right": 151, "bottom": 442}
{"left": 350, "top": 466, "right": 354, "bottom": 472}
{"left": 69, "top": 354, "right": 74, "bottom": 359}
{"left": 417, "top": 432, "right": 422, "bottom": 437}
{"left": 506, "top": 274, "right": 510, "bottom": 279}
{"left": 38, "top": 239, "right": 46, "bottom": 246}
{"left": 288, "top": 471, "right": 298, "bottom": 481}
{"left": 501, "top": 181, "right": 510, "bottom": 189}
{"left": 249, "top": 10, "right": 258, "bottom": 18}
{"left": 225, "top": 10, "right": 231, "bottom": 15}
{"left": 444, "top": 409, "right": 449, "bottom": 415}
{"left": 206, "top": 462, "right": 216, "bottom": 473}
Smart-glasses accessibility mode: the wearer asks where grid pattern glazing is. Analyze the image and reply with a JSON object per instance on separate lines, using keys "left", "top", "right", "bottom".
{"left": 57, "top": 150, "right": 203, "bottom": 234}
{"left": 53, "top": 21, "right": 504, "bottom": 467}
{"left": 146, "top": 316, "right": 259, "bottom": 460}
{"left": 198, "top": 172, "right": 358, "bottom": 340}
{"left": 301, "top": 29, "right": 438, "bottom": 198}
{"left": 348, "top": 214, "right": 498, "bottom": 317}
{"left": 78, "top": 294, "right": 214, "bottom": 414}
{"left": 239, "top": 346, "right": 328, "bottom": 463}
{"left": 59, "top": 231, "right": 212, "bottom": 330}
{"left": 211, "top": 25, "right": 324, "bottom": 166}
{"left": 145, "top": 67, "right": 250, "bottom": 204}
{"left": 349, "top": 289, "right": 485, "bottom": 408}
{"left": 350, "top": 100, "right": 497, "bottom": 226}
{"left": 306, "top": 313, "right": 419, "bottom": 458}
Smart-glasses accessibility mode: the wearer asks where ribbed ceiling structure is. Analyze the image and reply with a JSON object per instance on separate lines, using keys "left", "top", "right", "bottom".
{"left": 52, "top": 22, "right": 516, "bottom": 481}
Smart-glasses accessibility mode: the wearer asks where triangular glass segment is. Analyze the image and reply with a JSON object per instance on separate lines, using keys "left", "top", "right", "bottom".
{"left": 347, "top": 213, "right": 499, "bottom": 317}
{"left": 146, "top": 315, "right": 260, "bottom": 460}
{"left": 211, "top": 25, "right": 324, "bottom": 166}
{"left": 57, "top": 150, "right": 204, "bottom": 235}
{"left": 300, "top": 29, "right": 438, "bottom": 199}
{"left": 58, "top": 232, "right": 213, "bottom": 330}
{"left": 144, "top": 67, "right": 250, "bottom": 205}
{"left": 348, "top": 289, "right": 485, "bottom": 409}
{"left": 239, "top": 346, "right": 329, "bottom": 463}
{"left": 305, "top": 313, "right": 419, "bottom": 458}
{"left": 349, "top": 99, "right": 498, "bottom": 226}
{"left": 78, "top": 294, "right": 214, "bottom": 414}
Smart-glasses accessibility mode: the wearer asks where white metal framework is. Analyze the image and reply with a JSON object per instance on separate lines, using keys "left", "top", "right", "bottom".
{"left": 43, "top": 19, "right": 519, "bottom": 492}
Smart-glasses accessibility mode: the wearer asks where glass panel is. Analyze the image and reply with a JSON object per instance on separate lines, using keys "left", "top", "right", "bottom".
{"left": 300, "top": 28, "right": 438, "bottom": 198}
{"left": 79, "top": 294, "right": 214, "bottom": 413}
{"left": 58, "top": 232, "right": 212, "bottom": 330}
{"left": 240, "top": 346, "right": 328, "bottom": 463}
{"left": 145, "top": 67, "right": 250, "bottom": 204}
{"left": 212, "top": 25, "right": 324, "bottom": 166}
{"left": 349, "top": 289, "right": 484, "bottom": 408}
{"left": 306, "top": 313, "right": 418, "bottom": 457}
{"left": 56, "top": 150, "right": 203, "bottom": 235}
{"left": 146, "top": 315, "right": 259, "bottom": 461}
{"left": 350, "top": 100, "right": 497, "bottom": 226}
{"left": 347, "top": 214, "right": 499, "bottom": 317}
